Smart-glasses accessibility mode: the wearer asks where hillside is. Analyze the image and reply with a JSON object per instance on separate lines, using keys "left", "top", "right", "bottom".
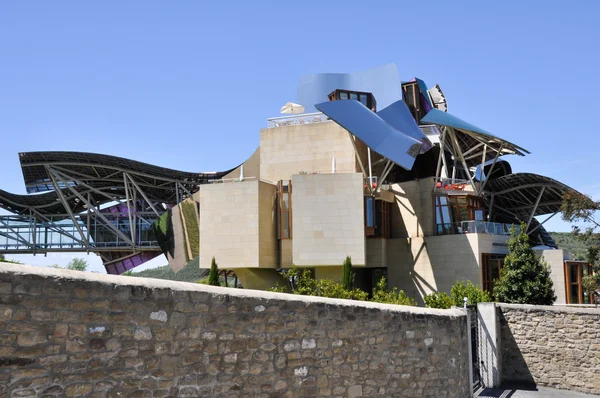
{"left": 550, "top": 232, "right": 587, "bottom": 260}
{"left": 127, "top": 256, "right": 208, "bottom": 282}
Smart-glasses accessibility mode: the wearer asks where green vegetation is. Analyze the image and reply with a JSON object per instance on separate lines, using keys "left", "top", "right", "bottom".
{"left": 0, "top": 254, "right": 21, "bottom": 264}
{"left": 451, "top": 280, "right": 491, "bottom": 306}
{"left": 50, "top": 257, "right": 89, "bottom": 271}
{"left": 269, "top": 264, "right": 414, "bottom": 305}
{"left": 155, "top": 211, "right": 169, "bottom": 236}
{"left": 371, "top": 277, "right": 416, "bottom": 306}
{"left": 423, "top": 291, "right": 454, "bottom": 309}
{"left": 422, "top": 280, "right": 491, "bottom": 309}
{"left": 208, "top": 257, "right": 220, "bottom": 286}
{"left": 550, "top": 232, "right": 588, "bottom": 260}
{"left": 341, "top": 256, "right": 354, "bottom": 291}
{"left": 495, "top": 223, "right": 556, "bottom": 305}
{"left": 181, "top": 201, "right": 199, "bottom": 259}
{"left": 125, "top": 257, "right": 207, "bottom": 282}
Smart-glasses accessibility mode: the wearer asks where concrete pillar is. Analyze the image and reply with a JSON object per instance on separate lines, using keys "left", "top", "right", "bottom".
{"left": 477, "top": 302, "right": 501, "bottom": 387}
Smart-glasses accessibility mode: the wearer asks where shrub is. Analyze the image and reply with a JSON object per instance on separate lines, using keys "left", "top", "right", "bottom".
{"left": 423, "top": 291, "right": 453, "bottom": 309}
{"left": 371, "top": 277, "right": 416, "bottom": 306}
{"left": 494, "top": 223, "right": 556, "bottom": 305}
{"left": 450, "top": 280, "right": 492, "bottom": 307}
{"left": 208, "top": 257, "right": 220, "bottom": 286}
{"left": 341, "top": 256, "right": 354, "bottom": 290}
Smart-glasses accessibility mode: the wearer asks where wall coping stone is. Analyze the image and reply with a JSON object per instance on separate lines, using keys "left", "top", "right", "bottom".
{"left": 497, "top": 302, "right": 600, "bottom": 315}
{"left": 0, "top": 262, "right": 465, "bottom": 318}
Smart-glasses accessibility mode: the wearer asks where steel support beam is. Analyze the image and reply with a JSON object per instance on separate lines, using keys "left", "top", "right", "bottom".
{"left": 526, "top": 187, "right": 546, "bottom": 231}
{"left": 46, "top": 167, "right": 89, "bottom": 245}
{"left": 125, "top": 173, "right": 162, "bottom": 217}
{"left": 528, "top": 211, "right": 559, "bottom": 234}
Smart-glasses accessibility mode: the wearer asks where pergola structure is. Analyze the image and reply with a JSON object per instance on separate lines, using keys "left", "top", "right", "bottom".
{"left": 0, "top": 151, "right": 234, "bottom": 274}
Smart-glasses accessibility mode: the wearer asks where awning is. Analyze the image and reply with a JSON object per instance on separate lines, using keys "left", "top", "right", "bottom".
{"left": 421, "top": 108, "right": 529, "bottom": 167}
{"left": 315, "top": 100, "right": 422, "bottom": 171}
{"left": 484, "top": 173, "right": 575, "bottom": 219}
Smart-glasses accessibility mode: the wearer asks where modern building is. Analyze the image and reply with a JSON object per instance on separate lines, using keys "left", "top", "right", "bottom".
{"left": 0, "top": 64, "right": 590, "bottom": 305}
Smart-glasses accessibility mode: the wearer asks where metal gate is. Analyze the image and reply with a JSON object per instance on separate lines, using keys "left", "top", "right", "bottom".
{"left": 467, "top": 304, "right": 481, "bottom": 392}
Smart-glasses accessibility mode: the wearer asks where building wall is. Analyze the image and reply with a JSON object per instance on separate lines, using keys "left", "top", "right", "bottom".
{"left": 259, "top": 122, "right": 356, "bottom": 183}
{"left": 388, "top": 178, "right": 436, "bottom": 239}
{"left": 386, "top": 234, "right": 510, "bottom": 303}
{"left": 292, "top": 173, "right": 365, "bottom": 266}
{"left": 222, "top": 146, "right": 261, "bottom": 181}
{"left": 536, "top": 249, "right": 569, "bottom": 304}
{"left": 0, "top": 263, "right": 471, "bottom": 398}
{"left": 198, "top": 180, "right": 277, "bottom": 269}
{"left": 498, "top": 304, "right": 600, "bottom": 395}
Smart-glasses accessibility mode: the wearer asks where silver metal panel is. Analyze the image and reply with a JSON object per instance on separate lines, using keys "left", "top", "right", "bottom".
{"left": 315, "top": 100, "right": 422, "bottom": 170}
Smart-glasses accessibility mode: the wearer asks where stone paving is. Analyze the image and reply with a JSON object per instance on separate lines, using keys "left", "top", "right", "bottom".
{"left": 475, "top": 385, "right": 600, "bottom": 398}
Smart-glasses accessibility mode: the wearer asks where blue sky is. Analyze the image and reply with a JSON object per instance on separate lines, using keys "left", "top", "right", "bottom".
{"left": 1, "top": 1, "right": 599, "bottom": 272}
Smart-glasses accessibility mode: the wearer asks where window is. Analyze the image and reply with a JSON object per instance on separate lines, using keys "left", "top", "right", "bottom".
{"left": 328, "top": 89, "right": 377, "bottom": 111}
{"left": 278, "top": 180, "right": 292, "bottom": 239}
{"left": 434, "top": 195, "right": 453, "bottom": 234}
{"left": 482, "top": 253, "right": 505, "bottom": 296}
{"left": 374, "top": 200, "right": 391, "bottom": 239}
{"left": 365, "top": 197, "right": 375, "bottom": 236}
{"left": 402, "top": 82, "right": 425, "bottom": 123}
{"left": 565, "top": 262, "right": 594, "bottom": 304}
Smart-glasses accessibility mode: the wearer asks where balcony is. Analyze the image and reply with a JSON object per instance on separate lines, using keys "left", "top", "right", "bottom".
{"left": 434, "top": 177, "right": 474, "bottom": 193}
{"left": 267, "top": 112, "right": 328, "bottom": 128}
{"left": 436, "top": 221, "right": 520, "bottom": 236}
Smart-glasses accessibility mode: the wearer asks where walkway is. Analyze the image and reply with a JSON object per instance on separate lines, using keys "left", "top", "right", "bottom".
{"left": 475, "top": 386, "right": 600, "bottom": 398}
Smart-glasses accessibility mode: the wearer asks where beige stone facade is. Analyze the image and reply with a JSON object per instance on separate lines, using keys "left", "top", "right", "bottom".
{"left": 291, "top": 173, "right": 365, "bottom": 267}
{"left": 198, "top": 180, "right": 277, "bottom": 269}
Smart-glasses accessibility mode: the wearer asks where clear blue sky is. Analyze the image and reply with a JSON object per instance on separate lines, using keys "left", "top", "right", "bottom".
{"left": 1, "top": 1, "right": 599, "bottom": 272}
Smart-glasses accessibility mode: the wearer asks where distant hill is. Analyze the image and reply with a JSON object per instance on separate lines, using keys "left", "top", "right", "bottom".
{"left": 550, "top": 232, "right": 587, "bottom": 260}
{"left": 127, "top": 256, "right": 208, "bottom": 282}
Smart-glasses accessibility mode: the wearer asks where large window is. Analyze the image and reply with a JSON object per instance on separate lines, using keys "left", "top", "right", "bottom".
{"left": 565, "top": 262, "right": 594, "bottom": 304}
{"left": 278, "top": 180, "right": 292, "bottom": 239}
{"left": 482, "top": 253, "right": 505, "bottom": 296}
{"left": 435, "top": 194, "right": 485, "bottom": 235}
{"left": 434, "top": 195, "right": 452, "bottom": 234}
{"left": 365, "top": 198, "right": 391, "bottom": 238}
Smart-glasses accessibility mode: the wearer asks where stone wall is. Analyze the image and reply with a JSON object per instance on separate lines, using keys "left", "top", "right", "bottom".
{"left": 498, "top": 304, "right": 600, "bottom": 394}
{"left": 0, "top": 263, "right": 470, "bottom": 397}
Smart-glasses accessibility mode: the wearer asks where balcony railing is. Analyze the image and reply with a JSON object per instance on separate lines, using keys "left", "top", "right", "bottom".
{"left": 267, "top": 112, "right": 328, "bottom": 128}
{"left": 437, "top": 221, "right": 520, "bottom": 236}
{"left": 434, "top": 177, "right": 472, "bottom": 192}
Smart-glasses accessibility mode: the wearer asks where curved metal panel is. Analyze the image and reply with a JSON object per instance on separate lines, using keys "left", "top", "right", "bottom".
{"left": 315, "top": 100, "right": 422, "bottom": 171}
{"left": 376, "top": 100, "right": 433, "bottom": 153}
{"left": 297, "top": 64, "right": 404, "bottom": 113}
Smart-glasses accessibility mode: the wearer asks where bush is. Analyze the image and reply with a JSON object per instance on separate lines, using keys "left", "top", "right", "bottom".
{"left": 423, "top": 291, "right": 453, "bottom": 309}
{"left": 208, "top": 257, "right": 220, "bottom": 286}
{"left": 341, "top": 256, "right": 354, "bottom": 290}
{"left": 450, "top": 280, "right": 491, "bottom": 307}
{"left": 494, "top": 223, "right": 556, "bottom": 305}
{"left": 371, "top": 277, "right": 416, "bottom": 306}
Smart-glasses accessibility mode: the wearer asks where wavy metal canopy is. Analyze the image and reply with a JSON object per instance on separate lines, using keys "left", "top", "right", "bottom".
{"left": 315, "top": 100, "right": 422, "bottom": 171}
{"left": 422, "top": 108, "right": 529, "bottom": 167}
{"left": 483, "top": 173, "right": 575, "bottom": 219}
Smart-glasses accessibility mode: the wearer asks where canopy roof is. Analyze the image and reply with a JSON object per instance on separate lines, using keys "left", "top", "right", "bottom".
{"left": 421, "top": 109, "right": 529, "bottom": 167}
{"left": 0, "top": 151, "right": 235, "bottom": 216}
{"left": 483, "top": 173, "right": 575, "bottom": 220}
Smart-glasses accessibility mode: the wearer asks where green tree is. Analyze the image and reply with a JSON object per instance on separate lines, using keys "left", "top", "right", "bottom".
{"left": 371, "top": 277, "right": 416, "bottom": 306}
{"left": 494, "top": 223, "right": 556, "bottom": 305}
{"left": 341, "top": 256, "right": 354, "bottom": 291}
{"left": 423, "top": 291, "right": 454, "bottom": 309}
{"left": 561, "top": 190, "right": 600, "bottom": 278}
{"left": 66, "top": 258, "right": 88, "bottom": 271}
{"left": 450, "top": 280, "right": 491, "bottom": 307}
{"left": 208, "top": 257, "right": 220, "bottom": 286}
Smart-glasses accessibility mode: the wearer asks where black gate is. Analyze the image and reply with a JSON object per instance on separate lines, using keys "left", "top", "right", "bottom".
{"left": 467, "top": 304, "right": 481, "bottom": 392}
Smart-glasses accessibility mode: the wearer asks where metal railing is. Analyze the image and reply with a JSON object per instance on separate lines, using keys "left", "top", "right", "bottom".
{"left": 267, "top": 112, "right": 328, "bottom": 128}
{"left": 437, "top": 221, "right": 520, "bottom": 236}
{"left": 434, "top": 177, "right": 471, "bottom": 191}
